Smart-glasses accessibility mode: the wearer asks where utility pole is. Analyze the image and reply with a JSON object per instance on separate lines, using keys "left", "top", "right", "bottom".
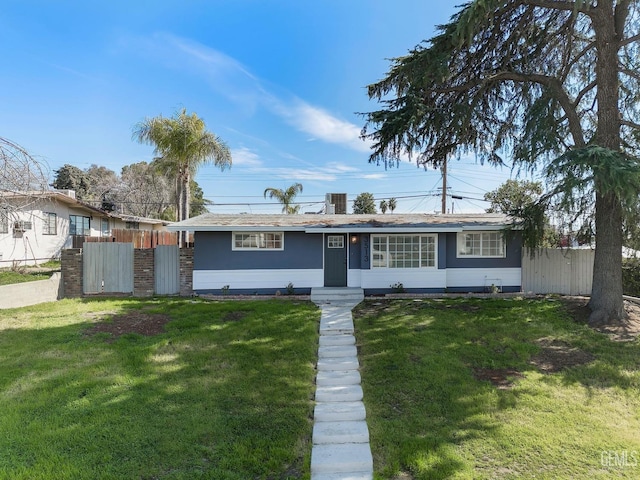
{"left": 441, "top": 158, "right": 447, "bottom": 214}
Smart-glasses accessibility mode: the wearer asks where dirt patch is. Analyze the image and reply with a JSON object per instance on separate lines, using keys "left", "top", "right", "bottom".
{"left": 222, "top": 311, "right": 248, "bottom": 322}
{"left": 472, "top": 367, "right": 524, "bottom": 389}
{"left": 529, "top": 337, "right": 595, "bottom": 373}
{"left": 84, "top": 311, "right": 172, "bottom": 342}
{"left": 559, "top": 296, "right": 640, "bottom": 342}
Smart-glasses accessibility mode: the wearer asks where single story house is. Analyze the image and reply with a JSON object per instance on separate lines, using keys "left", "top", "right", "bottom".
{"left": 0, "top": 190, "right": 170, "bottom": 266}
{"left": 167, "top": 213, "right": 522, "bottom": 295}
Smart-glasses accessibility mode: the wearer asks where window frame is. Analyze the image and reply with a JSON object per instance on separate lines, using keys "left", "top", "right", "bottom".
{"left": 456, "top": 231, "right": 506, "bottom": 258}
{"left": 371, "top": 234, "right": 438, "bottom": 269}
{"left": 232, "top": 231, "right": 284, "bottom": 251}
{"left": 327, "top": 235, "right": 345, "bottom": 248}
{"left": 43, "top": 212, "right": 57, "bottom": 235}
{"left": 69, "top": 215, "right": 91, "bottom": 236}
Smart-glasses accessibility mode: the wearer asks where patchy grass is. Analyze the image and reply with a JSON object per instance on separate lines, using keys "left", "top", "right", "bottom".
{"left": 0, "top": 298, "right": 319, "bottom": 479}
{"left": 354, "top": 297, "right": 640, "bottom": 479}
{"left": 0, "top": 270, "right": 51, "bottom": 285}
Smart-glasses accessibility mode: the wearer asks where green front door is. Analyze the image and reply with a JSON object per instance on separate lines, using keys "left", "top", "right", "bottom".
{"left": 324, "top": 234, "right": 347, "bottom": 287}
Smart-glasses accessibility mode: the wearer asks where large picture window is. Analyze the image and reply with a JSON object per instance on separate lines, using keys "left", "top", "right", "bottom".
{"left": 372, "top": 234, "right": 437, "bottom": 268}
{"left": 457, "top": 231, "right": 505, "bottom": 258}
{"left": 233, "top": 232, "right": 283, "bottom": 250}
{"left": 69, "top": 215, "right": 90, "bottom": 235}
{"left": 43, "top": 212, "right": 57, "bottom": 235}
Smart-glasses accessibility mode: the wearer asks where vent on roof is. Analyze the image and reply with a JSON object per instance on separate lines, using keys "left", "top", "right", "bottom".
{"left": 325, "top": 193, "right": 347, "bottom": 214}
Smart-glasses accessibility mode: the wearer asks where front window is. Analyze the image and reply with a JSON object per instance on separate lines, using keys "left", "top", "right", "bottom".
{"left": 43, "top": 212, "right": 57, "bottom": 235}
{"left": 457, "top": 232, "right": 505, "bottom": 257}
{"left": 69, "top": 215, "right": 90, "bottom": 235}
{"left": 372, "top": 234, "right": 437, "bottom": 268}
{"left": 233, "top": 232, "right": 283, "bottom": 250}
{"left": 101, "top": 218, "right": 110, "bottom": 237}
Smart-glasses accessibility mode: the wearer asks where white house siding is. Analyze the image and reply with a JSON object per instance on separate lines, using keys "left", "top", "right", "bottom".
{"left": 446, "top": 267, "right": 521, "bottom": 292}
{"left": 360, "top": 268, "right": 448, "bottom": 290}
{"left": 193, "top": 268, "right": 324, "bottom": 291}
{"left": 0, "top": 199, "right": 70, "bottom": 266}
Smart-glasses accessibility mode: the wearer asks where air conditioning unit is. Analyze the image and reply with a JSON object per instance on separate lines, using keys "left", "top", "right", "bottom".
{"left": 325, "top": 193, "right": 347, "bottom": 214}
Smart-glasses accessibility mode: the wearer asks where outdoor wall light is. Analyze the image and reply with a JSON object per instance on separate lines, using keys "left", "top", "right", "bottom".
{"left": 351, "top": 235, "right": 358, "bottom": 244}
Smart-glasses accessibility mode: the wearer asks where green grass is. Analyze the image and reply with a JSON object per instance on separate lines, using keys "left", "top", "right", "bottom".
{"left": 0, "top": 270, "right": 51, "bottom": 285}
{"left": 0, "top": 298, "right": 319, "bottom": 479}
{"left": 354, "top": 297, "right": 640, "bottom": 479}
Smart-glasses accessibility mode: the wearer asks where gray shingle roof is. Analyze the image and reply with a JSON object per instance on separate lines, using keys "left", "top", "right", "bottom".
{"left": 166, "top": 213, "right": 511, "bottom": 232}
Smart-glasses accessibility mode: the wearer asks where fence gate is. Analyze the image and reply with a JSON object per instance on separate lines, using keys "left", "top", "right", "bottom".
{"left": 155, "top": 245, "right": 180, "bottom": 295}
{"left": 83, "top": 243, "right": 134, "bottom": 294}
{"left": 522, "top": 248, "right": 594, "bottom": 295}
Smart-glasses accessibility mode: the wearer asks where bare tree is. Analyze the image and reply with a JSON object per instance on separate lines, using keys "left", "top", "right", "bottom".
{"left": 0, "top": 137, "right": 49, "bottom": 219}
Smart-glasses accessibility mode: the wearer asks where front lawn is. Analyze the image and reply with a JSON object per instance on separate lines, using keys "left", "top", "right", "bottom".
{"left": 0, "top": 298, "right": 319, "bottom": 479}
{"left": 354, "top": 297, "right": 640, "bottom": 479}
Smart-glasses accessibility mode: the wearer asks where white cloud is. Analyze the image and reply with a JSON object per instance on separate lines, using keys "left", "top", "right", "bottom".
{"left": 127, "top": 33, "right": 373, "bottom": 153}
{"left": 231, "top": 147, "right": 263, "bottom": 167}
{"left": 361, "top": 173, "right": 386, "bottom": 180}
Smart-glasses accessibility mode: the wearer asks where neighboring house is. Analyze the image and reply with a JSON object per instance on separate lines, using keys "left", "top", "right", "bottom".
{"left": 167, "top": 213, "right": 522, "bottom": 295}
{"left": 0, "top": 190, "right": 169, "bottom": 266}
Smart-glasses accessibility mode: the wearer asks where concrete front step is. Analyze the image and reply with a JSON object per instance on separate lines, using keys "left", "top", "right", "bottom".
{"left": 317, "top": 369, "right": 361, "bottom": 386}
{"left": 313, "top": 420, "right": 370, "bottom": 444}
{"left": 311, "top": 443, "right": 373, "bottom": 475}
{"left": 316, "top": 385, "right": 363, "bottom": 402}
{"left": 318, "top": 345, "right": 358, "bottom": 358}
{"left": 314, "top": 401, "right": 367, "bottom": 422}
{"left": 312, "top": 472, "right": 372, "bottom": 480}
{"left": 311, "top": 287, "right": 364, "bottom": 304}
{"left": 319, "top": 334, "right": 355, "bottom": 347}
{"left": 317, "top": 356, "right": 359, "bottom": 371}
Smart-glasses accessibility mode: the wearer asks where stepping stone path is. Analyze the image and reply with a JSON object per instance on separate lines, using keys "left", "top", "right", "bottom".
{"left": 310, "top": 290, "right": 372, "bottom": 480}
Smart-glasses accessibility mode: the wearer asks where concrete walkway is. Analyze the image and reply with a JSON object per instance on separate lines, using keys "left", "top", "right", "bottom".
{"left": 310, "top": 288, "right": 373, "bottom": 480}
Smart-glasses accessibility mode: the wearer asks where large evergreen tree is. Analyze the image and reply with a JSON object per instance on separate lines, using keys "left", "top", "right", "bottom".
{"left": 362, "top": 0, "right": 640, "bottom": 325}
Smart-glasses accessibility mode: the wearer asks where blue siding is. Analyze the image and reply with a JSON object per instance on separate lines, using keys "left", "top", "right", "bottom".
{"left": 438, "top": 232, "right": 447, "bottom": 269}
{"left": 445, "top": 232, "right": 522, "bottom": 268}
{"left": 194, "top": 231, "right": 323, "bottom": 270}
{"left": 361, "top": 234, "right": 371, "bottom": 269}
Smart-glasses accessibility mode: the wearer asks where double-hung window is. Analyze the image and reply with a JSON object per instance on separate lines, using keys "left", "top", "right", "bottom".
{"left": 457, "top": 231, "right": 505, "bottom": 258}
{"left": 69, "top": 215, "right": 90, "bottom": 235}
{"left": 371, "top": 234, "right": 437, "bottom": 268}
{"left": 43, "top": 212, "right": 57, "bottom": 235}
{"left": 233, "top": 232, "right": 283, "bottom": 250}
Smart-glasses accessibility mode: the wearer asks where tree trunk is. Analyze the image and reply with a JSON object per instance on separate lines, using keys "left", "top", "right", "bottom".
{"left": 588, "top": 1, "right": 625, "bottom": 325}
{"left": 181, "top": 172, "right": 191, "bottom": 247}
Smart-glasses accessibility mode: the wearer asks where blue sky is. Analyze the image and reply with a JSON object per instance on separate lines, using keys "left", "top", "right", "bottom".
{"left": 1, "top": 1, "right": 521, "bottom": 214}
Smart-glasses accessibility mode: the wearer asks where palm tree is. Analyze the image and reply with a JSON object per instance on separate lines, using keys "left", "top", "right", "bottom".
{"left": 379, "top": 199, "right": 388, "bottom": 214}
{"left": 388, "top": 197, "right": 397, "bottom": 213}
{"left": 133, "top": 108, "right": 231, "bottom": 244}
{"left": 263, "top": 183, "right": 303, "bottom": 214}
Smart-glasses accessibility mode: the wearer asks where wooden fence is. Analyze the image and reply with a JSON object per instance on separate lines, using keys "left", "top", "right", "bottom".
{"left": 522, "top": 248, "right": 594, "bottom": 295}
{"left": 72, "top": 229, "right": 178, "bottom": 249}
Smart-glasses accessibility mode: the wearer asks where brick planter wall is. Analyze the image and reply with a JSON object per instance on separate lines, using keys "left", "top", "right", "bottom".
{"left": 61, "top": 248, "right": 83, "bottom": 298}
